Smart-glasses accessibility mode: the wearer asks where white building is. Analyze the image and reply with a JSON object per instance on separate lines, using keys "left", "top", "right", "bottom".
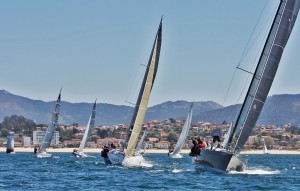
{"left": 22, "top": 136, "right": 31, "bottom": 147}
{"left": 33, "top": 130, "right": 60, "bottom": 145}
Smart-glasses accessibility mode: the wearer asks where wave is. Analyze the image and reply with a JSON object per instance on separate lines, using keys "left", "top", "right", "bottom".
{"left": 229, "top": 167, "right": 280, "bottom": 175}
{"left": 122, "top": 155, "right": 153, "bottom": 168}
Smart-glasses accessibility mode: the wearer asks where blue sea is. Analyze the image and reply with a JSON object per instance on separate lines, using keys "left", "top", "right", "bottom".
{"left": 0, "top": 152, "right": 299, "bottom": 190}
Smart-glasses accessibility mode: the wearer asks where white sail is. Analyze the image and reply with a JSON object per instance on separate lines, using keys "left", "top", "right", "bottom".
{"left": 263, "top": 141, "right": 269, "bottom": 154}
{"left": 77, "top": 100, "right": 97, "bottom": 154}
{"left": 221, "top": 123, "right": 232, "bottom": 148}
{"left": 125, "top": 19, "right": 162, "bottom": 157}
{"left": 134, "top": 130, "right": 148, "bottom": 155}
{"left": 172, "top": 103, "right": 193, "bottom": 156}
{"left": 38, "top": 90, "right": 61, "bottom": 154}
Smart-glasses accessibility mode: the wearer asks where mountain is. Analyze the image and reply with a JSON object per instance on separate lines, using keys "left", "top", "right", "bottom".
{"left": 0, "top": 90, "right": 222, "bottom": 126}
{"left": 192, "top": 94, "right": 300, "bottom": 126}
{"left": 1, "top": 90, "right": 300, "bottom": 126}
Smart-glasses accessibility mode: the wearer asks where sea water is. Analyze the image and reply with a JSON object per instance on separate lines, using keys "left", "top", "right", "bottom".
{"left": 0, "top": 152, "right": 299, "bottom": 190}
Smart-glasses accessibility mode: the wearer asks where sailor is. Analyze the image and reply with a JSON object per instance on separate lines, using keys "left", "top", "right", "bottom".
{"left": 110, "top": 143, "right": 116, "bottom": 149}
{"left": 211, "top": 130, "right": 221, "bottom": 150}
{"left": 100, "top": 145, "right": 110, "bottom": 158}
{"left": 72, "top": 149, "right": 78, "bottom": 156}
{"left": 189, "top": 139, "right": 199, "bottom": 156}
{"left": 34, "top": 147, "right": 38, "bottom": 154}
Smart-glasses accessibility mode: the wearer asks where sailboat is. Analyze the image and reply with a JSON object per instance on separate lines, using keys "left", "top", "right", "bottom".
{"left": 169, "top": 103, "right": 193, "bottom": 158}
{"left": 36, "top": 90, "right": 61, "bottom": 158}
{"left": 73, "top": 100, "right": 97, "bottom": 157}
{"left": 133, "top": 130, "right": 148, "bottom": 156}
{"left": 6, "top": 134, "right": 15, "bottom": 154}
{"left": 263, "top": 141, "right": 270, "bottom": 154}
{"left": 101, "top": 18, "right": 162, "bottom": 165}
{"left": 193, "top": 1, "right": 300, "bottom": 172}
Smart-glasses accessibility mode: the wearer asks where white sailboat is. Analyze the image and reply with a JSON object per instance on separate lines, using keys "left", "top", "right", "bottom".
{"left": 263, "top": 141, "right": 270, "bottom": 154}
{"left": 73, "top": 100, "right": 97, "bottom": 157}
{"left": 36, "top": 90, "right": 61, "bottom": 158}
{"left": 101, "top": 18, "right": 162, "bottom": 165}
{"left": 6, "top": 134, "right": 15, "bottom": 154}
{"left": 193, "top": 1, "right": 300, "bottom": 172}
{"left": 133, "top": 130, "right": 148, "bottom": 156}
{"left": 169, "top": 103, "right": 193, "bottom": 158}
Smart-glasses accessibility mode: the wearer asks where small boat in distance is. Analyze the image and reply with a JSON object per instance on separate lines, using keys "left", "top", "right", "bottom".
{"left": 101, "top": 18, "right": 162, "bottom": 165}
{"left": 169, "top": 103, "right": 193, "bottom": 158}
{"left": 192, "top": 1, "right": 300, "bottom": 173}
{"left": 6, "top": 134, "right": 15, "bottom": 154}
{"left": 263, "top": 141, "right": 270, "bottom": 154}
{"left": 73, "top": 100, "right": 97, "bottom": 157}
{"left": 36, "top": 89, "right": 62, "bottom": 158}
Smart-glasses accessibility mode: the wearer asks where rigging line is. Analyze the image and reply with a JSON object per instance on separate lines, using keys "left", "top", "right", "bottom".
{"left": 237, "top": 0, "right": 270, "bottom": 68}
{"left": 230, "top": 2, "right": 278, "bottom": 122}
{"left": 218, "top": 0, "right": 274, "bottom": 123}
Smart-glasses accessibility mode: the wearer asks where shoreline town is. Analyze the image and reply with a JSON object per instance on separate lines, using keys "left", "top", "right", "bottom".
{"left": 1, "top": 147, "right": 300, "bottom": 155}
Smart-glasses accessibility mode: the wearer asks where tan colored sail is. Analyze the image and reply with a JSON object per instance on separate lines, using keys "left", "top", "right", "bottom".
{"left": 125, "top": 21, "right": 162, "bottom": 157}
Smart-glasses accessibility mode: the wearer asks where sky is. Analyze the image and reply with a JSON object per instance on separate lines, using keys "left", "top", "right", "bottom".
{"left": 0, "top": 0, "right": 300, "bottom": 107}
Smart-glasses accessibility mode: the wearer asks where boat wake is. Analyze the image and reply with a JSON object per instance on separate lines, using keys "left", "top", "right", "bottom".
{"left": 122, "top": 155, "right": 153, "bottom": 168}
{"left": 229, "top": 167, "right": 280, "bottom": 175}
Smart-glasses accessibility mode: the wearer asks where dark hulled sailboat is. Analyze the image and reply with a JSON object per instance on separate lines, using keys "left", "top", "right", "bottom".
{"left": 193, "top": 0, "right": 300, "bottom": 172}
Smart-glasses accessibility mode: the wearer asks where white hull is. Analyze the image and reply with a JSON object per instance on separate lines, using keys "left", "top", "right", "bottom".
{"left": 106, "top": 150, "right": 125, "bottom": 165}
{"left": 169, "top": 153, "right": 183, "bottom": 158}
{"left": 36, "top": 152, "right": 52, "bottom": 158}
{"left": 74, "top": 152, "right": 87, "bottom": 157}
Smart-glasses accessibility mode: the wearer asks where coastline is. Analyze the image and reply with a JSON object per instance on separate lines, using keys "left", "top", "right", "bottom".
{"left": 0, "top": 147, "right": 300, "bottom": 154}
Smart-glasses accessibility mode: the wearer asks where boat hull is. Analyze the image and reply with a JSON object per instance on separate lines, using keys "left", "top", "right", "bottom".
{"left": 169, "top": 153, "right": 183, "bottom": 158}
{"left": 107, "top": 151, "right": 124, "bottom": 165}
{"left": 36, "top": 152, "right": 52, "bottom": 158}
{"left": 193, "top": 149, "right": 245, "bottom": 172}
{"left": 6, "top": 148, "right": 14, "bottom": 154}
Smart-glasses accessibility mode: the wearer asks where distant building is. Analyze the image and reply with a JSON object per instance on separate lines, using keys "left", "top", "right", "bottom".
{"left": 22, "top": 136, "right": 31, "bottom": 147}
{"left": 33, "top": 130, "right": 60, "bottom": 146}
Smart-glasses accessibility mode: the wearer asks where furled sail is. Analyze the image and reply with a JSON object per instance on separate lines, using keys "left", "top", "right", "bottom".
{"left": 172, "top": 103, "right": 193, "bottom": 156}
{"left": 229, "top": 0, "right": 300, "bottom": 153}
{"left": 125, "top": 19, "right": 162, "bottom": 157}
{"left": 77, "top": 100, "right": 97, "bottom": 153}
{"left": 39, "top": 90, "right": 61, "bottom": 153}
{"left": 134, "top": 130, "right": 148, "bottom": 155}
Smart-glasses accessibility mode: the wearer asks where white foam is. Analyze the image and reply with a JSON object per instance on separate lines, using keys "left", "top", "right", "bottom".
{"left": 122, "top": 155, "right": 153, "bottom": 167}
{"left": 172, "top": 169, "right": 183, "bottom": 173}
{"left": 229, "top": 167, "right": 280, "bottom": 175}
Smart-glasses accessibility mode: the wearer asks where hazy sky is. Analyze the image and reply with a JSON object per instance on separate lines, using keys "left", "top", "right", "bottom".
{"left": 0, "top": 0, "right": 299, "bottom": 107}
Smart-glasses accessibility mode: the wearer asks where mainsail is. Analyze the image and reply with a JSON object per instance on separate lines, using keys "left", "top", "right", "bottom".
{"left": 125, "top": 19, "right": 162, "bottom": 157}
{"left": 134, "top": 130, "right": 148, "bottom": 155}
{"left": 228, "top": 0, "right": 300, "bottom": 154}
{"left": 39, "top": 90, "right": 61, "bottom": 153}
{"left": 172, "top": 103, "right": 193, "bottom": 156}
{"left": 77, "top": 100, "right": 97, "bottom": 153}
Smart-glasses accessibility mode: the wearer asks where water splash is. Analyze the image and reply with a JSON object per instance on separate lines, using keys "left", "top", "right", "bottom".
{"left": 229, "top": 167, "right": 280, "bottom": 175}
{"left": 172, "top": 169, "right": 183, "bottom": 173}
{"left": 122, "top": 155, "right": 153, "bottom": 167}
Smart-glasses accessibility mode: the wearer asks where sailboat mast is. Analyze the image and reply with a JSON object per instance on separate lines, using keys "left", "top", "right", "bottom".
{"left": 124, "top": 19, "right": 162, "bottom": 157}
{"left": 228, "top": 0, "right": 300, "bottom": 153}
